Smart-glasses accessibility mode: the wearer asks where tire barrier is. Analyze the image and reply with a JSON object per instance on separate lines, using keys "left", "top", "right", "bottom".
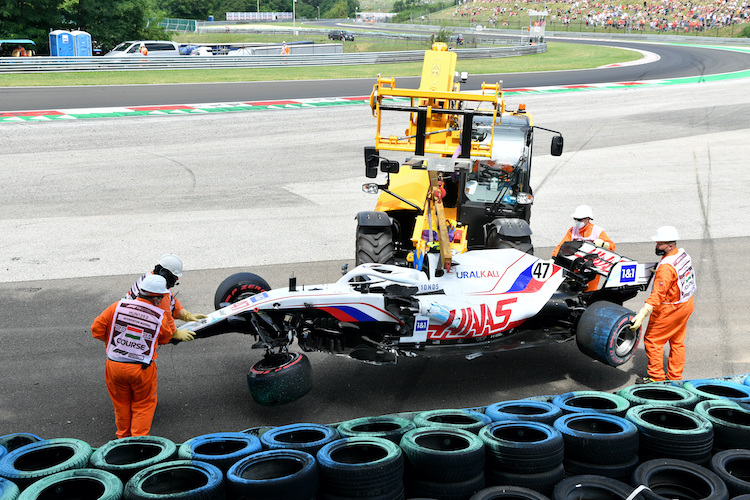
{"left": 479, "top": 421, "right": 564, "bottom": 474}
{"left": 710, "top": 449, "right": 750, "bottom": 497}
{"left": 226, "top": 449, "right": 318, "bottom": 500}
{"left": 684, "top": 380, "right": 750, "bottom": 405}
{"left": 694, "top": 400, "right": 750, "bottom": 452}
{"left": 89, "top": 436, "right": 177, "bottom": 482}
{"left": 177, "top": 432, "right": 261, "bottom": 472}
{"left": 0, "top": 438, "right": 92, "bottom": 490}
{"left": 486, "top": 464, "right": 565, "bottom": 497}
{"left": 0, "top": 435, "right": 42, "bottom": 454}
{"left": 618, "top": 384, "right": 700, "bottom": 410}
{"left": 484, "top": 400, "right": 563, "bottom": 425}
{"left": 413, "top": 409, "right": 493, "bottom": 434}
{"left": 552, "top": 474, "right": 646, "bottom": 500}
{"left": 625, "top": 404, "right": 714, "bottom": 464}
{"left": 260, "top": 423, "right": 339, "bottom": 456}
{"left": 0, "top": 478, "right": 19, "bottom": 500}
{"left": 552, "top": 391, "right": 631, "bottom": 417}
{"left": 631, "top": 458, "right": 729, "bottom": 500}
{"left": 17, "top": 468, "right": 122, "bottom": 500}
{"left": 316, "top": 437, "right": 404, "bottom": 499}
{"left": 470, "top": 485, "right": 551, "bottom": 499}
{"left": 553, "top": 413, "right": 639, "bottom": 482}
{"left": 123, "top": 460, "right": 223, "bottom": 499}
{"left": 337, "top": 416, "right": 415, "bottom": 444}
{"left": 0, "top": 449, "right": 5, "bottom": 464}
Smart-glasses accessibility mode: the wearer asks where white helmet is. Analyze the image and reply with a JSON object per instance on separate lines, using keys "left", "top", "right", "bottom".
{"left": 140, "top": 274, "right": 169, "bottom": 295}
{"left": 157, "top": 253, "right": 183, "bottom": 277}
{"left": 571, "top": 205, "right": 593, "bottom": 220}
{"left": 651, "top": 226, "right": 679, "bottom": 242}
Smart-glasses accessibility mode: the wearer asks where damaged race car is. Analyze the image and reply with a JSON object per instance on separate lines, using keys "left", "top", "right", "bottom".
{"left": 182, "top": 241, "right": 655, "bottom": 406}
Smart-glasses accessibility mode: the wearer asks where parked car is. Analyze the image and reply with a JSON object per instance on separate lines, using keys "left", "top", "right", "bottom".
{"left": 103, "top": 41, "right": 181, "bottom": 57}
{"left": 328, "top": 30, "right": 354, "bottom": 41}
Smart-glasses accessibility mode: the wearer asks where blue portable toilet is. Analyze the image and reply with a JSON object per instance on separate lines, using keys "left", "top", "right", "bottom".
{"left": 71, "top": 30, "right": 92, "bottom": 56}
{"left": 49, "top": 30, "right": 74, "bottom": 56}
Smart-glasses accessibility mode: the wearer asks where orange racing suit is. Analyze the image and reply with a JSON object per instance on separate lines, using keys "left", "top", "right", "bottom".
{"left": 643, "top": 247, "right": 696, "bottom": 381}
{"left": 552, "top": 222, "right": 615, "bottom": 257}
{"left": 91, "top": 298, "right": 175, "bottom": 438}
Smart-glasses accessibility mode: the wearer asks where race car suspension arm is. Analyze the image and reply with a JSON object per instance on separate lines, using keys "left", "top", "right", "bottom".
{"left": 250, "top": 311, "right": 295, "bottom": 353}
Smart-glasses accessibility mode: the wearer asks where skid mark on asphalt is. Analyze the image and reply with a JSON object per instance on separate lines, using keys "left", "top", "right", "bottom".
{"left": 147, "top": 151, "right": 197, "bottom": 189}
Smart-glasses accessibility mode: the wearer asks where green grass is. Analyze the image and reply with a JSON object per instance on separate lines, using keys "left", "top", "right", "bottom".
{"left": 0, "top": 43, "right": 640, "bottom": 86}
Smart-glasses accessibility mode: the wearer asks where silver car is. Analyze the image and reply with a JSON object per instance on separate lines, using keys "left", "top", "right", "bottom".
{"left": 103, "top": 40, "right": 180, "bottom": 57}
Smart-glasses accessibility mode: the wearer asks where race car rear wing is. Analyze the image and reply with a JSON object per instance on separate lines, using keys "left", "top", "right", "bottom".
{"left": 556, "top": 241, "right": 655, "bottom": 291}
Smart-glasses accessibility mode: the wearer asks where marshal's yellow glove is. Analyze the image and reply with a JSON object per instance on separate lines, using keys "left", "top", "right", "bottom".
{"left": 629, "top": 304, "right": 653, "bottom": 330}
{"left": 172, "top": 329, "right": 195, "bottom": 342}
{"left": 594, "top": 239, "right": 611, "bottom": 250}
{"left": 178, "top": 310, "right": 207, "bottom": 323}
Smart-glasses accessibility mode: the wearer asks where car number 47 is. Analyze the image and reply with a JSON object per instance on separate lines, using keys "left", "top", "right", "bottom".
{"left": 532, "top": 261, "right": 553, "bottom": 280}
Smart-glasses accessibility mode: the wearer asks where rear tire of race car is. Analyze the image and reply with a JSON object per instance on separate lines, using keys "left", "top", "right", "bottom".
{"left": 576, "top": 301, "right": 639, "bottom": 367}
{"left": 355, "top": 224, "right": 395, "bottom": 266}
{"left": 213, "top": 272, "right": 270, "bottom": 309}
{"left": 247, "top": 352, "right": 312, "bottom": 406}
{"left": 16, "top": 468, "right": 122, "bottom": 500}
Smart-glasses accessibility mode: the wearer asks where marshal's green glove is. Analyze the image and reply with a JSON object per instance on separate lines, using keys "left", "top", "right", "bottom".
{"left": 178, "top": 310, "right": 207, "bottom": 323}
{"left": 172, "top": 329, "right": 195, "bottom": 342}
{"left": 629, "top": 304, "right": 653, "bottom": 330}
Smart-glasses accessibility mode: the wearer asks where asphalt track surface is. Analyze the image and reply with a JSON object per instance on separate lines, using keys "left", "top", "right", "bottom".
{"left": 2, "top": 39, "right": 750, "bottom": 111}
{"left": 1, "top": 41, "right": 750, "bottom": 447}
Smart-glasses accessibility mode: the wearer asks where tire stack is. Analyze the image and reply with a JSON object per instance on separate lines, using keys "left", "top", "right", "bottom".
{"left": 9, "top": 376, "right": 750, "bottom": 497}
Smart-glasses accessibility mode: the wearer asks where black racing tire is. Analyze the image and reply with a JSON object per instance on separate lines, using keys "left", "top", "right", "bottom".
{"left": 617, "top": 384, "right": 699, "bottom": 410}
{"left": 123, "top": 460, "right": 223, "bottom": 500}
{"left": 485, "top": 464, "right": 564, "bottom": 496}
{"left": 17, "top": 468, "right": 122, "bottom": 499}
{"left": 470, "top": 485, "right": 550, "bottom": 500}
{"left": 177, "top": 432, "right": 262, "bottom": 473}
{"left": 356, "top": 224, "right": 395, "bottom": 266}
{"left": 625, "top": 405, "right": 714, "bottom": 464}
{"left": 562, "top": 455, "right": 640, "bottom": 482}
{"left": 552, "top": 413, "right": 638, "bottom": 465}
{"left": 316, "top": 437, "right": 403, "bottom": 499}
{"left": 684, "top": 379, "right": 750, "bottom": 404}
{"left": 213, "top": 272, "right": 270, "bottom": 310}
{"left": 406, "top": 472, "right": 485, "bottom": 500}
{"left": 575, "top": 301, "right": 639, "bottom": 367}
{"left": 337, "top": 416, "right": 415, "bottom": 444}
{"left": 247, "top": 351, "right": 312, "bottom": 406}
{"left": 695, "top": 400, "right": 750, "bottom": 451}
{"left": 260, "top": 423, "right": 339, "bottom": 456}
{"left": 631, "top": 458, "right": 729, "bottom": 500}
{"left": 710, "top": 449, "right": 750, "bottom": 497}
{"left": 553, "top": 474, "right": 645, "bottom": 500}
{"left": 413, "top": 409, "right": 492, "bottom": 434}
{"left": 552, "top": 391, "right": 631, "bottom": 417}
{"left": 484, "top": 400, "right": 562, "bottom": 425}
{"left": 0, "top": 434, "right": 42, "bottom": 454}
{"left": 479, "top": 421, "right": 563, "bottom": 474}
{"left": 399, "top": 427, "right": 485, "bottom": 482}
{"left": 0, "top": 478, "right": 19, "bottom": 500}
{"left": 0, "top": 438, "right": 92, "bottom": 489}
{"left": 89, "top": 436, "right": 177, "bottom": 482}
{"left": 226, "top": 449, "right": 318, "bottom": 500}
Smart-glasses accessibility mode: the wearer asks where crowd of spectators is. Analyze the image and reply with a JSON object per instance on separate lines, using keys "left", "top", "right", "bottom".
{"left": 452, "top": 0, "right": 750, "bottom": 32}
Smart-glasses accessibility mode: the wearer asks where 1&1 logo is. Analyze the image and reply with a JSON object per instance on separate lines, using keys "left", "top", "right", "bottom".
{"left": 621, "top": 264, "right": 636, "bottom": 283}
{"left": 415, "top": 318, "right": 429, "bottom": 333}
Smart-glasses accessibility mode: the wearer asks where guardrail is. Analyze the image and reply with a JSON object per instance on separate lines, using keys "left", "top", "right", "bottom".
{"left": 0, "top": 45, "right": 545, "bottom": 73}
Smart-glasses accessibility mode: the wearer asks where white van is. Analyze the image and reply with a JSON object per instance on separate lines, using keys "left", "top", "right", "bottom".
{"left": 103, "top": 41, "right": 180, "bottom": 57}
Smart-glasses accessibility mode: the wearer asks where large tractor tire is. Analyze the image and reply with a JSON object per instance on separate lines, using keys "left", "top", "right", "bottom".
{"left": 356, "top": 225, "right": 395, "bottom": 266}
{"left": 576, "top": 301, "right": 638, "bottom": 367}
{"left": 247, "top": 352, "right": 312, "bottom": 406}
{"left": 213, "top": 272, "right": 270, "bottom": 310}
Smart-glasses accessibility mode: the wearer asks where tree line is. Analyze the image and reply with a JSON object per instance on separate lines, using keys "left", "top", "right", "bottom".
{"left": 0, "top": 0, "right": 360, "bottom": 53}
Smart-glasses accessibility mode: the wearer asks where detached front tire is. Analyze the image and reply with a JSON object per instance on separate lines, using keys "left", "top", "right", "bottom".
{"left": 576, "top": 301, "right": 639, "bottom": 367}
{"left": 247, "top": 352, "right": 312, "bottom": 406}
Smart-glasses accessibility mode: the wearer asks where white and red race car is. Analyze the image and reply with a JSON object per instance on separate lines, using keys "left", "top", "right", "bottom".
{"left": 183, "top": 241, "right": 655, "bottom": 405}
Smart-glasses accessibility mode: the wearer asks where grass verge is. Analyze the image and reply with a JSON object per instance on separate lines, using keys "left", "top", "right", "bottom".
{"left": 0, "top": 43, "right": 640, "bottom": 87}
